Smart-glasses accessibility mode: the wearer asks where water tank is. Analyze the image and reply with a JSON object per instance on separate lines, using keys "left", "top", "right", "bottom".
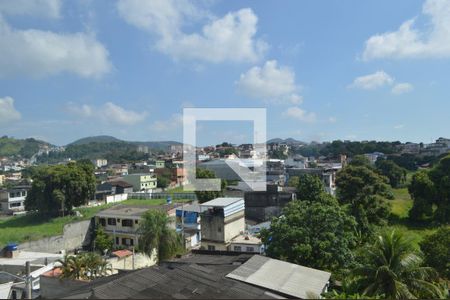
{"left": 6, "top": 243, "right": 18, "bottom": 251}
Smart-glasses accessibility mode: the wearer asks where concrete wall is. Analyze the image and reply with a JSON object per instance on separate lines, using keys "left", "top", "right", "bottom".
{"left": 108, "top": 252, "right": 156, "bottom": 272}
{"left": 18, "top": 219, "right": 93, "bottom": 253}
{"left": 106, "top": 193, "right": 128, "bottom": 204}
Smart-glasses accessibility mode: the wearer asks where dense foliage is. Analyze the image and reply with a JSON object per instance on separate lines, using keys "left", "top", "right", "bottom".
{"left": 58, "top": 253, "right": 112, "bottom": 280}
{"left": 375, "top": 159, "right": 407, "bottom": 188}
{"left": 336, "top": 165, "right": 392, "bottom": 236}
{"left": 25, "top": 161, "right": 96, "bottom": 216}
{"left": 350, "top": 230, "right": 440, "bottom": 299}
{"left": 0, "top": 136, "right": 50, "bottom": 158}
{"left": 420, "top": 227, "right": 450, "bottom": 279}
{"left": 138, "top": 210, "right": 182, "bottom": 263}
{"left": 194, "top": 168, "right": 226, "bottom": 203}
{"left": 260, "top": 200, "right": 356, "bottom": 272}
{"left": 37, "top": 141, "right": 151, "bottom": 164}
{"left": 408, "top": 154, "right": 450, "bottom": 223}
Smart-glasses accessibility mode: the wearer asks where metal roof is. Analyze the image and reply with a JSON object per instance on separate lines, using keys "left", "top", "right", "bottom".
{"left": 200, "top": 197, "right": 243, "bottom": 208}
{"left": 226, "top": 255, "right": 331, "bottom": 299}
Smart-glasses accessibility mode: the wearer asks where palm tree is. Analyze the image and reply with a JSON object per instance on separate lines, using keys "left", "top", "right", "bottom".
{"left": 58, "top": 253, "right": 111, "bottom": 280}
{"left": 351, "top": 230, "right": 441, "bottom": 299}
{"left": 138, "top": 210, "right": 182, "bottom": 264}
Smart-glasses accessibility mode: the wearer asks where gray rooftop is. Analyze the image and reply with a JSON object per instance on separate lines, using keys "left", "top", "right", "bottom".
{"left": 226, "top": 255, "right": 331, "bottom": 299}
{"left": 95, "top": 204, "right": 178, "bottom": 218}
{"left": 200, "top": 197, "right": 243, "bottom": 208}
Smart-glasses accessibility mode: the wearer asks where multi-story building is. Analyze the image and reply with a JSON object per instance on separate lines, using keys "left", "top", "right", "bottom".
{"left": 0, "top": 174, "right": 5, "bottom": 186}
{"left": 91, "top": 159, "right": 108, "bottom": 168}
{"left": 122, "top": 173, "right": 157, "bottom": 192}
{"left": 200, "top": 197, "right": 245, "bottom": 251}
{"left": 95, "top": 204, "right": 178, "bottom": 248}
{"left": 175, "top": 203, "right": 203, "bottom": 249}
{"left": 0, "top": 186, "right": 29, "bottom": 215}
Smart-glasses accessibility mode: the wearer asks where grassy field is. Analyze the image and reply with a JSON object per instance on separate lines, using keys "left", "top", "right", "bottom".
{"left": 0, "top": 198, "right": 191, "bottom": 247}
{"left": 387, "top": 186, "right": 443, "bottom": 249}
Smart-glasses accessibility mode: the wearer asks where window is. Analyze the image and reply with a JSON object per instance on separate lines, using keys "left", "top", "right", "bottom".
{"left": 135, "top": 220, "right": 139, "bottom": 224}
{"left": 234, "top": 246, "right": 242, "bottom": 252}
{"left": 99, "top": 218, "right": 106, "bottom": 226}
{"left": 208, "top": 245, "right": 215, "bottom": 251}
{"left": 130, "top": 238, "right": 134, "bottom": 246}
{"left": 115, "top": 237, "right": 119, "bottom": 245}
{"left": 122, "top": 238, "right": 128, "bottom": 245}
{"left": 107, "top": 218, "right": 116, "bottom": 225}
{"left": 10, "top": 202, "right": 22, "bottom": 208}
{"left": 22, "top": 191, "right": 26, "bottom": 196}
{"left": 9, "top": 192, "right": 14, "bottom": 198}
{"left": 217, "top": 226, "right": 222, "bottom": 233}
{"left": 122, "top": 219, "right": 133, "bottom": 227}
{"left": 246, "top": 247, "right": 254, "bottom": 252}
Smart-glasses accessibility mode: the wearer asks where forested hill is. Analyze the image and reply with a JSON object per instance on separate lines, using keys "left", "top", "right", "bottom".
{"left": 0, "top": 136, "right": 52, "bottom": 158}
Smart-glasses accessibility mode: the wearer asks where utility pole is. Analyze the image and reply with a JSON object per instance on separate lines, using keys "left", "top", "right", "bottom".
{"left": 25, "top": 261, "right": 32, "bottom": 300}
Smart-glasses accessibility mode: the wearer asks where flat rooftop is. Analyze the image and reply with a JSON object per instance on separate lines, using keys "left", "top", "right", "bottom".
{"left": 96, "top": 204, "right": 179, "bottom": 218}
{"left": 200, "top": 197, "right": 244, "bottom": 208}
{"left": 0, "top": 251, "right": 62, "bottom": 266}
{"left": 231, "top": 235, "right": 262, "bottom": 245}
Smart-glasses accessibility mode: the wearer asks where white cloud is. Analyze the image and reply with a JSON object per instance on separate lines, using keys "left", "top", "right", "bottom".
{"left": 66, "top": 102, "right": 147, "bottom": 125}
{"left": 237, "top": 60, "right": 302, "bottom": 104}
{"left": 151, "top": 113, "right": 183, "bottom": 132}
{"left": 117, "top": 0, "right": 267, "bottom": 63}
{"left": 391, "top": 82, "right": 414, "bottom": 95}
{"left": 0, "top": 96, "right": 21, "bottom": 123}
{"left": 328, "top": 116, "right": 337, "bottom": 123}
{"left": 363, "top": 0, "right": 450, "bottom": 60}
{"left": 0, "top": 17, "right": 111, "bottom": 78}
{"left": 0, "top": 0, "right": 61, "bottom": 19}
{"left": 349, "top": 71, "right": 394, "bottom": 90}
{"left": 283, "top": 106, "right": 316, "bottom": 123}
{"left": 394, "top": 124, "right": 405, "bottom": 129}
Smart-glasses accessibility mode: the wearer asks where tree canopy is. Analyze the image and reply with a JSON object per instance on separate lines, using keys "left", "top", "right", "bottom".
{"left": 25, "top": 161, "right": 96, "bottom": 216}
{"left": 260, "top": 200, "right": 356, "bottom": 272}
{"left": 375, "top": 158, "right": 407, "bottom": 188}
{"left": 194, "top": 168, "right": 226, "bottom": 203}
{"left": 420, "top": 227, "right": 450, "bottom": 279}
{"left": 336, "top": 165, "right": 392, "bottom": 237}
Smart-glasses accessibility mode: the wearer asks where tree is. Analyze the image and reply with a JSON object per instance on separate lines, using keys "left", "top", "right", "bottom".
{"left": 287, "top": 176, "right": 299, "bottom": 188}
{"left": 296, "top": 174, "right": 328, "bottom": 202}
{"left": 260, "top": 200, "right": 356, "bottom": 272}
{"left": 350, "top": 230, "right": 441, "bottom": 299}
{"left": 336, "top": 165, "right": 391, "bottom": 236}
{"left": 376, "top": 159, "right": 407, "bottom": 188}
{"left": 408, "top": 154, "right": 450, "bottom": 223}
{"left": 58, "top": 253, "right": 111, "bottom": 280}
{"left": 420, "top": 227, "right": 450, "bottom": 279}
{"left": 138, "top": 210, "right": 182, "bottom": 264}
{"left": 94, "top": 227, "right": 113, "bottom": 254}
{"left": 349, "top": 155, "right": 372, "bottom": 168}
{"left": 25, "top": 161, "right": 96, "bottom": 216}
{"left": 194, "top": 168, "right": 227, "bottom": 203}
{"left": 408, "top": 170, "right": 435, "bottom": 221}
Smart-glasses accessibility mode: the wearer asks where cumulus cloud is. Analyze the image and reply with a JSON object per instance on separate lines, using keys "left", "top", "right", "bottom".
{"left": 328, "top": 116, "right": 337, "bottom": 123}
{"left": 391, "top": 82, "right": 414, "bottom": 95}
{"left": 394, "top": 124, "right": 405, "bottom": 129}
{"left": 363, "top": 0, "right": 450, "bottom": 60}
{"left": 117, "top": 0, "right": 267, "bottom": 63}
{"left": 66, "top": 102, "right": 147, "bottom": 125}
{"left": 237, "top": 60, "right": 302, "bottom": 104}
{"left": 0, "top": 0, "right": 61, "bottom": 19}
{"left": 0, "top": 96, "right": 21, "bottom": 123}
{"left": 349, "top": 71, "right": 394, "bottom": 90}
{"left": 0, "top": 16, "right": 111, "bottom": 78}
{"left": 283, "top": 106, "right": 316, "bottom": 123}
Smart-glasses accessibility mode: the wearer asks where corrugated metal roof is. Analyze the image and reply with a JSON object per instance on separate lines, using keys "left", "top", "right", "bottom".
{"left": 226, "top": 255, "right": 331, "bottom": 299}
{"left": 200, "top": 197, "right": 244, "bottom": 208}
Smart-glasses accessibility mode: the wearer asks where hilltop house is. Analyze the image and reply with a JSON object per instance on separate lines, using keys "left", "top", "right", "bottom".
{"left": 122, "top": 173, "right": 157, "bottom": 192}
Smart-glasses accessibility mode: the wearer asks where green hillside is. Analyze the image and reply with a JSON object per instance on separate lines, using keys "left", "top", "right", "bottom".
{"left": 0, "top": 136, "right": 51, "bottom": 158}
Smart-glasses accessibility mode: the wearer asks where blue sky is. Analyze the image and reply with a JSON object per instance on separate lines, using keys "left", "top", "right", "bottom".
{"left": 0, "top": 0, "right": 449, "bottom": 146}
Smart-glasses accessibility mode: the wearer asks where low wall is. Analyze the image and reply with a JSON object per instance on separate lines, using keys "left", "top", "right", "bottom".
{"left": 18, "top": 219, "right": 93, "bottom": 253}
{"left": 106, "top": 193, "right": 128, "bottom": 204}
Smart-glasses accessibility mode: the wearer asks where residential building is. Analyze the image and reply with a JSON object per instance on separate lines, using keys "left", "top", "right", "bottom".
{"left": 244, "top": 184, "right": 296, "bottom": 222}
{"left": 122, "top": 173, "right": 157, "bottom": 192}
{"left": 286, "top": 167, "right": 338, "bottom": 195}
{"left": 363, "top": 152, "right": 385, "bottom": 164}
{"left": 175, "top": 203, "right": 204, "bottom": 249}
{"left": 40, "top": 253, "right": 331, "bottom": 299}
{"left": 229, "top": 235, "right": 264, "bottom": 254}
{"left": 109, "top": 164, "right": 128, "bottom": 176}
{"left": 0, "top": 174, "right": 4, "bottom": 186}
{"left": 128, "top": 163, "right": 154, "bottom": 174}
{"left": 95, "top": 204, "right": 178, "bottom": 248}
{"left": 95, "top": 180, "right": 133, "bottom": 201}
{"left": 0, "top": 187, "right": 29, "bottom": 215}
{"left": 200, "top": 197, "right": 245, "bottom": 251}
{"left": 91, "top": 159, "right": 108, "bottom": 168}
